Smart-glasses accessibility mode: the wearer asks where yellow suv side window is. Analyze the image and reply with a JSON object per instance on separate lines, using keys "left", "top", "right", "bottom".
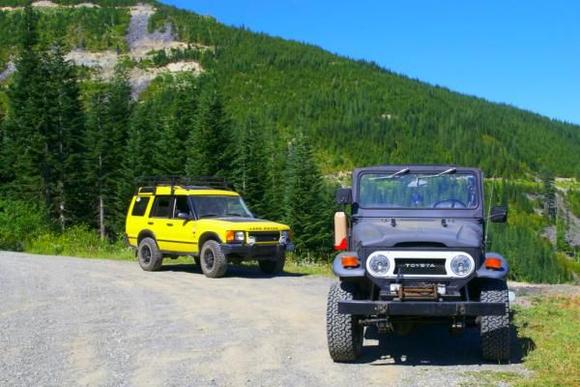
{"left": 150, "top": 196, "right": 172, "bottom": 218}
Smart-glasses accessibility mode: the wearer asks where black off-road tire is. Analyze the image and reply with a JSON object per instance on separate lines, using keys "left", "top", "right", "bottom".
{"left": 137, "top": 237, "right": 163, "bottom": 272}
{"left": 258, "top": 254, "right": 286, "bottom": 275}
{"left": 326, "top": 281, "right": 363, "bottom": 362}
{"left": 480, "top": 280, "right": 511, "bottom": 362}
{"left": 200, "top": 240, "right": 228, "bottom": 278}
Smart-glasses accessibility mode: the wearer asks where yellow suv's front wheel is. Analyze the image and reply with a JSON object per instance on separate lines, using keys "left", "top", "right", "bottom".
{"left": 200, "top": 240, "right": 228, "bottom": 278}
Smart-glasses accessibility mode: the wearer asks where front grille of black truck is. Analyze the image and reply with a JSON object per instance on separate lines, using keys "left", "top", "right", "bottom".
{"left": 394, "top": 258, "right": 446, "bottom": 275}
{"left": 249, "top": 231, "right": 280, "bottom": 243}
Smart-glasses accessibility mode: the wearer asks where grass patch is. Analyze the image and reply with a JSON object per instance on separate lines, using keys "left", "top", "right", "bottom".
{"left": 465, "top": 296, "right": 580, "bottom": 386}
{"left": 512, "top": 296, "right": 580, "bottom": 386}
{"left": 285, "top": 254, "right": 332, "bottom": 276}
{"left": 26, "top": 225, "right": 134, "bottom": 260}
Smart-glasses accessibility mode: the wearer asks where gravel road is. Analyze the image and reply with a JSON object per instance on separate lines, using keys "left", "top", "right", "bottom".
{"left": 1, "top": 252, "right": 532, "bottom": 386}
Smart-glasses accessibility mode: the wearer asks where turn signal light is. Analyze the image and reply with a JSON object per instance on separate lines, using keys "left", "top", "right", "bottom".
{"left": 485, "top": 257, "right": 502, "bottom": 270}
{"left": 341, "top": 256, "right": 360, "bottom": 268}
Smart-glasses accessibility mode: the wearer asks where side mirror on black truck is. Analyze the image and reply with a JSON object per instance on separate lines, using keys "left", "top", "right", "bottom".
{"left": 490, "top": 205, "right": 508, "bottom": 223}
{"left": 335, "top": 188, "right": 352, "bottom": 205}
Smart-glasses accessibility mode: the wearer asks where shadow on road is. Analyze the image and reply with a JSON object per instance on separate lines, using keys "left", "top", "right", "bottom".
{"left": 159, "top": 263, "right": 305, "bottom": 278}
{"left": 358, "top": 321, "right": 535, "bottom": 366}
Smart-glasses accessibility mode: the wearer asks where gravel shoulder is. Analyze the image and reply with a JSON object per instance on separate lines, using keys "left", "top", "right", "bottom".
{"left": 0, "top": 252, "right": 558, "bottom": 386}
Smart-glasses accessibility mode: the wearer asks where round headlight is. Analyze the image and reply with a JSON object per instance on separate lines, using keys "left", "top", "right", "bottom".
{"left": 366, "top": 254, "right": 390, "bottom": 277}
{"left": 450, "top": 254, "right": 474, "bottom": 277}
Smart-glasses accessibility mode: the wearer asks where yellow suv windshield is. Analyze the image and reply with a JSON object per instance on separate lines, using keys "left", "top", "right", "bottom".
{"left": 191, "top": 195, "right": 253, "bottom": 219}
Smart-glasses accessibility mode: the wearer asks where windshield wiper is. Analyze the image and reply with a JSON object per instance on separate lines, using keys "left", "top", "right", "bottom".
{"left": 419, "top": 168, "right": 457, "bottom": 179}
{"left": 370, "top": 168, "right": 410, "bottom": 181}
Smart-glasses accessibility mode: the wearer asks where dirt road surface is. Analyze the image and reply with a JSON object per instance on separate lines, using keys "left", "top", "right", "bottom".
{"left": 1, "top": 252, "right": 530, "bottom": 386}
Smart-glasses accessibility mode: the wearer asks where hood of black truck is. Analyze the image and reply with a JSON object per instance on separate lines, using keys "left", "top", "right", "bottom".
{"left": 352, "top": 217, "right": 483, "bottom": 248}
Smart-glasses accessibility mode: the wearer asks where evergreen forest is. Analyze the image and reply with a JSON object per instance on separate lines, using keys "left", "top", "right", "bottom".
{"left": 0, "top": 1, "right": 578, "bottom": 283}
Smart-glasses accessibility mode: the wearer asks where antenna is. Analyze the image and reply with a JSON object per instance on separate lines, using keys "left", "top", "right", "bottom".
{"left": 484, "top": 180, "right": 495, "bottom": 246}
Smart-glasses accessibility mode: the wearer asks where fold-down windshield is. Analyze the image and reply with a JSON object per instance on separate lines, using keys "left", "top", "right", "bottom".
{"left": 359, "top": 172, "right": 478, "bottom": 209}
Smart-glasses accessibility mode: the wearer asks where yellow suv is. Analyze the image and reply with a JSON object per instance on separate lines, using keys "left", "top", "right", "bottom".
{"left": 125, "top": 179, "right": 293, "bottom": 278}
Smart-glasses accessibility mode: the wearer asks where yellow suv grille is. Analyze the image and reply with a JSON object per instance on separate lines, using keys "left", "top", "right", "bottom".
{"left": 249, "top": 231, "right": 280, "bottom": 243}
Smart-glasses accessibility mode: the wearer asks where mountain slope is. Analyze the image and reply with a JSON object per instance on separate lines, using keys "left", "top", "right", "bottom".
{"left": 0, "top": 0, "right": 579, "bottom": 177}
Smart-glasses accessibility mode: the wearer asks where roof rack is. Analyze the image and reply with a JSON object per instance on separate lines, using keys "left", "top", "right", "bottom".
{"left": 135, "top": 176, "right": 233, "bottom": 195}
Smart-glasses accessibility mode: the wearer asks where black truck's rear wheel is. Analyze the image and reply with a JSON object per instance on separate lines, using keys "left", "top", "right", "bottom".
{"left": 200, "top": 240, "right": 228, "bottom": 278}
{"left": 137, "top": 237, "right": 163, "bottom": 272}
{"left": 326, "top": 281, "right": 363, "bottom": 362}
{"left": 480, "top": 280, "right": 511, "bottom": 362}
{"left": 258, "top": 254, "right": 286, "bottom": 275}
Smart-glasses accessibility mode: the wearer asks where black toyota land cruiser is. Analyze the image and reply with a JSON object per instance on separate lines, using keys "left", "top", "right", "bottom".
{"left": 327, "top": 165, "right": 510, "bottom": 362}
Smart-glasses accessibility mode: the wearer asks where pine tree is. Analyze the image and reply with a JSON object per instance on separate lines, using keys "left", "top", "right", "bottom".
{"left": 84, "top": 71, "right": 132, "bottom": 238}
{"left": 119, "top": 98, "right": 160, "bottom": 211}
{"left": 185, "top": 82, "right": 233, "bottom": 178}
{"left": 155, "top": 78, "right": 198, "bottom": 176}
{"left": 233, "top": 117, "right": 269, "bottom": 217}
{"left": 542, "top": 171, "right": 557, "bottom": 222}
{"left": 2, "top": 5, "right": 45, "bottom": 200}
{"left": 42, "top": 45, "right": 85, "bottom": 229}
{"left": 284, "top": 132, "right": 332, "bottom": 257}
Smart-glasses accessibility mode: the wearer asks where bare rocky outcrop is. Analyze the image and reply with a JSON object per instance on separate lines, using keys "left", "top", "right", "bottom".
{"left": 2, "top": 3, "right": 203, "bottom": 98}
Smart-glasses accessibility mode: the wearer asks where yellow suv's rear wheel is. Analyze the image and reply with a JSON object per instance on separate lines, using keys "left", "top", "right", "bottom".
{"left": 138, "top": 237, "right": 163, "bottom": 272}
{"left": 200, "top": 240, "right": 228, "bottom": 278}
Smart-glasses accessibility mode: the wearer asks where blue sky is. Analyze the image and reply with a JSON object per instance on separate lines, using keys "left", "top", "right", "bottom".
{"left": 161, "top": 1, "right": 580, "bottom": 125}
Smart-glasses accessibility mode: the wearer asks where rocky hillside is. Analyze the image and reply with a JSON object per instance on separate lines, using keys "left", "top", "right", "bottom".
{"left": 1, "top": 0, "right": 579, "bottom": 177}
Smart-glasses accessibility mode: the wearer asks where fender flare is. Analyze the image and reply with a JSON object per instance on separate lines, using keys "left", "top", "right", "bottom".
{"left": 198, "top": 232, "right": 222, "bottom": 248}
{"left": 332, "top": 251, "right": 365, "bottom": 278}
{"left": 137, "top": 229, "right": 157, "bottom": 245}
{"left": 476, "top": 252, "right": 509, "bottom": 280}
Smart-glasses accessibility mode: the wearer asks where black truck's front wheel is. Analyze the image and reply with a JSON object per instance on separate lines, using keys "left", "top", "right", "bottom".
{"left": 326, "top": 281, "right": 363, "bottom": 362}
{"left": 258, "top": 253, "right": 286, "bottom": 275}
{"left": 480, "top": 280, "right": 511, "bottom": 362}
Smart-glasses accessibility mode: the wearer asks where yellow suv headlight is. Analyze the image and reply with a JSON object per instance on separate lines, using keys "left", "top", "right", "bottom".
{"left": 226, "top": 230, "right": 245, "bottom": 243}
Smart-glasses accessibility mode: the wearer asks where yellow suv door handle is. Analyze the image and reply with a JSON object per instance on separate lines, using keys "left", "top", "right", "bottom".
{"left": 167, "top": 223, "right": 174, "bottom": 227}
{"left": 147, "top": 221, "right": 154, "bottom": 225}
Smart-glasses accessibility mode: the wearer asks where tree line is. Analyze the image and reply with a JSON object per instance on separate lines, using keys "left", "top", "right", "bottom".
{"left": 0, "top": 6, "right": 334, "bottom": 257}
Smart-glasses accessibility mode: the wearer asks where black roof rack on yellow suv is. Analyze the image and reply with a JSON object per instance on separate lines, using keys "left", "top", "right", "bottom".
{"left": 135, "top": 176, "right": 233, "bottom": 195}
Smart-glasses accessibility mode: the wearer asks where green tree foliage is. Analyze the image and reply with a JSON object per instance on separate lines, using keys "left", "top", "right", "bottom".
{"left": 185, "top": 81, "right": 233, "bottom": 177}
{"left": 0, "top": 6, "right": 131, "bottom": 67}
{"left": 150, "top": 3, "right": 580, "bottom": 178}
{"left": 0, "top": 198, "right": 49, "bottom": 251}
{"left": 486, "top": 179, "right": 573, "bottom": 283}
{"left": 84, "top": 71, "right": 132, "bottom": 238}
{"left": 232, "top": 117, "right": 269, "bottom": 217}
{"left": 0, "top": 2, "right": 577, "bottom": 281}
{"left": 2, "top": 7, "right": 84, "bottom": 229}
{"left": 284, "top": 132, "right": 332, "bottom": 256}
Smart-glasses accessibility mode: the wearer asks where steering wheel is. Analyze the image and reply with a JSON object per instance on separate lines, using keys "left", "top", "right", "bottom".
{"left": 432, "top": 199, "right": 467, "bottom": 209}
